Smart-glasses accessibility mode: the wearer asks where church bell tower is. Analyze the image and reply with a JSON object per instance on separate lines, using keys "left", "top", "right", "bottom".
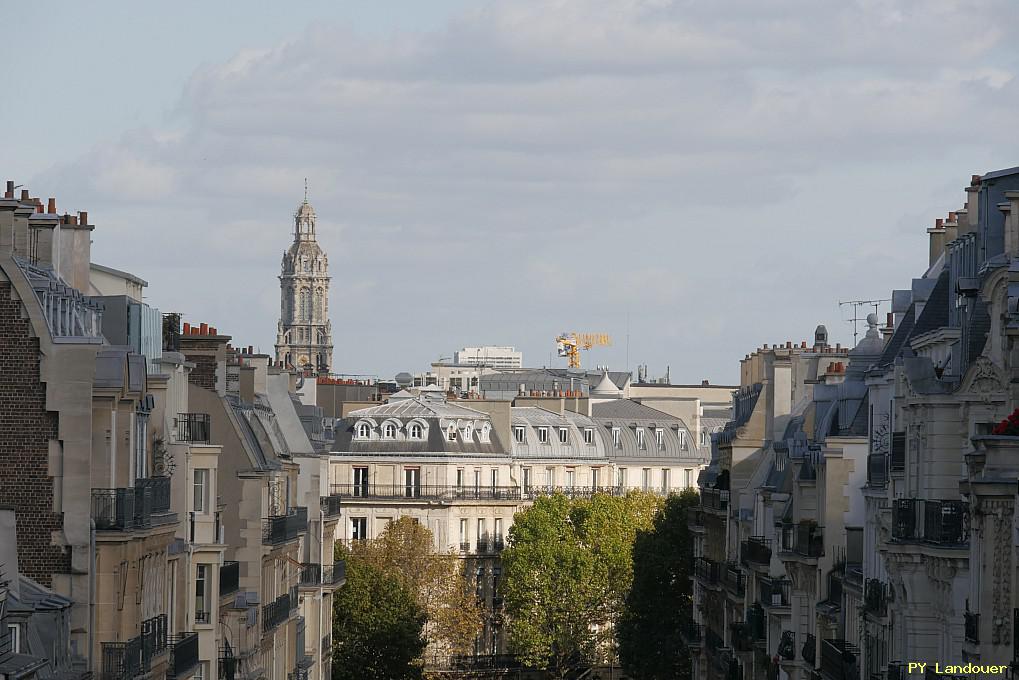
{"left": 275, "top": 186, "right": 333, "bottom": 373}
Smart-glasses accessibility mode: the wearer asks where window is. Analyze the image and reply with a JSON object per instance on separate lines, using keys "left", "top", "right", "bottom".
{"left": 701, "top": 430, "right": 708, "bottom": 446}
{"left": 476, "top": 566, "right": 485, "bottom": 599}
{"left": 522, "top": 468, "right": 532, "bottom": 495}
{"left": 456, "top": 468, "right": 465, "bottom": 492}
{"left": 460, "top": 519, "right": 469, "bottom": 549}
{"left": 7, "top": 624, "right": 18, "bottom": 653}
{"left": 642, "top": 468, "right": 651, "bottom": 490}
{"left": 685, "top": 469, "right": 693, "bottom": 488}
{"left": 447, "top": 424, "right": 457, "bottom": 442}
{"left": 546, "top": 466, "right": 556, "bottom": 486}
{"left": 474, "top": 469, "right": 482, "bottom": 495}
{"left": 193, "top": 469, "right": 209, "bottom": 514}
{"left": 661, "top": 469, "right": 670, "bottom": 493}
{"left": 409, "top": 423, "right": 422, "bottom": 439}
{"left": 404, "top": 468, "right": 421, "bottom": 498}
{"left": 618, "top": 468, "right": 628, "bottom": 487}
{"left": 592, "top": 468, "right": 600, "bottom": 489}
{"left": 655, "top": 428, "right": 665, "bottom": 449}
{"left": 584, "top": 428, "right": 594, "bottom": 445}
{"left": 537, "top": 427, "right": 549, "bottom": 444}
{"left": 463, "top": 424, "right": 473, "bottom": 441}
{"left": 513, "top": 426, "right": 526, "bottom": 443}
{"left": 612, "top": 427, "right": 621, "bottom": 448}
{"left": 351, "top": 517, "right": 367, "bottom": 540}
{"left": 636, "top": 428, "right": 646, "bottom": 449}
{"left": 679, "top": 429, "right": 688, "bottom": 450}
{"left": 195, "top": 564, "right": 210, "bottom": 624}
{"left": 478, "top": 518, "right": 487, "bottom": 549}
{"left": 565, "top": 469, "right": 575, "bottom": 489}
{"left": 558, "top": 427, "right": 569, "bottom": 444}
{"left": 356, "top": 422, "right": 371, "bottom": 439}
{"left": 353, "top": 467, "right": 369, "bottom": 497}
{"left": 480, "top": 424, "right": 491, "bottom": 443}
{"left": 195, "top": 663, "right": 208, "bottom": 680}
{"left": 383, "top": 423, "right": 396, "bottom": 439}
{"left": 495, "top": 518, "right": 503, "bottom": 542}
{"left": 491, "top": 468, "right": 499, "bottom": 490}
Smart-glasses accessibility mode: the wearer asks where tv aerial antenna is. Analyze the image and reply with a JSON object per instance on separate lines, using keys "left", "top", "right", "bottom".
{"left": 839, "top": 298, "right": 891, "bottom": 345}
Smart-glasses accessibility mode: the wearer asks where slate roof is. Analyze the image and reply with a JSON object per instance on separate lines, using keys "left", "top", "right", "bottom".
{"left": 592, "top": 399, "right": 682, "bottom": 422}
{"left": 966, "top": 297, "right": 991, "bottom": 365}
{"left": 348, "top": 397, "right": 488, "bottom": 420}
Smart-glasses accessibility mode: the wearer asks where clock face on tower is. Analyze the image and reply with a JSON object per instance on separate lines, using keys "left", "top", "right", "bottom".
{"left": 298, "top": 354, "right": 310, "bottom": 367}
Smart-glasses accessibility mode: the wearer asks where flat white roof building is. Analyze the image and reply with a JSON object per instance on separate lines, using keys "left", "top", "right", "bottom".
{"left": 455, "top": 345, "right": 523, "bottom": 369}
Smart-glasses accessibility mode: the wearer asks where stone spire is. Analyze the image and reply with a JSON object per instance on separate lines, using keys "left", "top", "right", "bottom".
{"left": 275, "top": 189, "right": 333, "bottom": 373}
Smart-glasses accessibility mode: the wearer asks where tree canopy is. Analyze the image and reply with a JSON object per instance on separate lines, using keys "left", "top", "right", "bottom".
{"left": 618, "top": 489, "right": 699, "bottom": 680}
{"left": 501, "top": 491, "right": 662, "bottom": 678}
{"left": 332, "top": 558, "right": 427, "bottom": 680}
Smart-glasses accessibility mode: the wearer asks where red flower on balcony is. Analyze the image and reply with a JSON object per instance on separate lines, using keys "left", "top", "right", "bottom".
{"left": 992, "top": 409, "right": 1019, "bottom": 435}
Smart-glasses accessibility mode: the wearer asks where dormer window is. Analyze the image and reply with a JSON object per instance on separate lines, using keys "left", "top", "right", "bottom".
{"left": 480, "top": 424, "right": 491, "bottom": 443}
{"left": 447, "top": 424, "right": 457, "bottom": 442}
{"left": 463, "top": 424, "right": 474, "bottom": 441}
{"left": 612, "top": 427, "right": 621, "bottom": 448}
{"left": 655, "top": 428, "right": 665, "bottom": 449}
{"left": 514, "top": 426, "right": 526, "bottom": 443}
{"left": 635, "top": 428, "right": 646, "bottom": 450}
{"left": 537, "top": 427, "right": 549, "bottom": 444}
{"left": 356, "top": 422, "right": 371, "bottom": 439}
{"left": 584, "top": 428, "right": 594, "bottom": 445}
{"left": 679, "top": 429, "right": 688, "bottom": 450}
{"left": 558, "top": 427, "right": 569, "bottom": 444}
{"left": 409, "top": 423, "right": 422, "bottom": 439}
{"left": 383, "top": 423, "right": 396, "bottom": 439}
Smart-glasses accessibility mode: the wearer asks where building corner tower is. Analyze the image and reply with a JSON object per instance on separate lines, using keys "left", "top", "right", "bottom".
{"left": 275, "top": 190, "right": 333, "bottom": 373}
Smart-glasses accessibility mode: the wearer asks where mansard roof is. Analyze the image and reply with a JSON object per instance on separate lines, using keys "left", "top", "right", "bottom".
{"left": 348, "top": 397, "right": 491, "bottom": 421}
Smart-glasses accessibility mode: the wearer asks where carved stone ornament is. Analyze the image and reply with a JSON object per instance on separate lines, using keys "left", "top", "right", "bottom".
{"left": 960, "top": 355, "right": 1007, "bottom": 403}
{"left": 988, "top": 498, "right": 1015, "bottom": 644}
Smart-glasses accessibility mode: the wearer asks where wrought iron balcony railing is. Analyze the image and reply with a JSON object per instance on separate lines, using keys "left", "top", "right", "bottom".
{"left": 746, "top": 603, "right": 766, "bottom": 642}
{"left": 892, "top": 499, "right": 968, "bottom": 546}
{"left": 779, "top": 522, "right": 824, "bottom": 557}
{"left": 741, "top": 536, "right": 772, "bottom": 566}
{"left": 760, "top": 577, "right": 791, "bottom": 607}
{"left": 167, "top": 632, "right": 200, "bottom": 679}
{"left": 329, "top": 560, "right": 346, "bottom": 585}
{"left": 300, "top": 563, "right": 322, "bottom": 586}
{"left": 176, "top": 412, "right": 211, "bottom": 443}
{"left": 777, "top": 631, "right": 795, "bottom": 661}
{"left": 320, "top": 494, "right": 342, "bottom": 517}
{"left": 263, "top": 592, "right": 292, "bottom": 631}
{"left": 864, "top": 579, "right": 888, "bottom": 617}
{"left": 220, "top": 561, "right": 239, "bottom": 597}
{"left": 100, "top": 614, "right": 167, "bottom": 680}
{"left": 262, "top": 507, "right": 308, "bottom": 545}
{"left": 702, "top": 488, "right": 730, "bottom": 512}
{"left": 820, "top": 638, "right": 859, "bottom": 680}
{"left": 695, "top": 556, "right": 721, "bottom": 584}
{"left": 92, "top": 484, "right": 175, "bottom": 531}
{"left": 724, "top": 563, "right": 746, "bottom": 596}
{"left": 802, "top": 633, "right": 816, "bottom": 666}
{"left": 680, "top": 619, "right": 703, "bottom": 647}
{"left": 332, "top": 482, "right": 625, "bottom": 502}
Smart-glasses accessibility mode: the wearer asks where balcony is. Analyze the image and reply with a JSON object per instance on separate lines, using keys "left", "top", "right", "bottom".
{"left": 731, "top": 622, "right": 752, "bottom": 652}
{"left": 92, "top": 483, "right": 175, "bottom": 532}
{"left": 724, "top": 563, "right": 746, "bottom": 597}
{"left": 779, "top": 522, "right": 824, "bottom": 558}
{"left": 299, "top": 563, "right": 322, "bottom": 587}
{"left": 820, "top": 639, "right": 859, "bottom": 680}
{"left": 802, "top": 633, "right": 816, "bottom": 666}
{"left": 459, "top": 542, "right": 470, "bottom": 553}
{"left": 702, "top": 488, "right": 730, "bottom": 513}
{"left": 263, "top": 592, "right": 292, "bottom": 631}
{"left": 695, "top": 557, "right": 721, "bottom": 585}
{"left": 262, "top": 507, "right": 308, "bottom": 545}
{"left": 333, "top": 483, "right": 525, "bottom": 502}
{"left": 760, "top": 577, "right": 790, "bottom": 608}
{"left": 494, "top": 536, "right": 505, "bottom": 551}
{"left": 328, "top": 561, "right": 346, "bottom": 585}
{"left": 680, "top": 619, "right": 703, "bottom": 647}
{"left": 219, "top": 645, "right": 237, "bottom": 680}
{"left": 220, "top": 561, "right": 239, "bottom": 597}
{"left": 867, "top": 454, "right": 888, "bottom": 487}
{"left": 864, "top": 579, "right": 888, "bottom": 617}
{"left": 746, "top": 604, "right": 766, "bottom": 644}
{"left": 177, "top": 412, "right": 211, "bottom": 443}
{"left": 476, "top": 539, "right": 491, "bottom": 554}
{"left": 741, "top": 536, "right": 772, "bottom": 566}
{"left": 320, "top": 494, "right": 342, "bottom": 518}
{"left": 100, "top": 614, "right": 167, "bottom": 680}
{"left": 892, "top": 499, "right": 968, "bottom": 546}
{"left": 689, "top": 509, "right": 705, "bottom": 529}
{"left": 136, "top": 476, "right": 173, "bottom": 515}
{"left": 965, "top": 611, "right": 979, "bottom": 644}
{"left": 167, "top": 632, "right": 200, "bottom": 679}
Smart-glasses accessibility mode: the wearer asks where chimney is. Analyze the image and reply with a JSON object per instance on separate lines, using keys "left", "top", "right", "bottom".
{"left": 180, "top": 326, "right": 233, "bottom": 395}
{"left": 1004, "top": 191, "right": 1019, "bottom": 258}
{"left": 20, "top": 190, "right": 28, "bottom": 201}
{"left": 47, "top": 198, "right": 56, "bottom": 214}
{"left": 4, "top": 181, "right": 12, "bottom": 199}
{"left": 927, "top": 217, "right": 947, "bottom": 266}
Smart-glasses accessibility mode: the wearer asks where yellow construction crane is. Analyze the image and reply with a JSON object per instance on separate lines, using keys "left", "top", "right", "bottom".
{"left": 555, "top": 332, "right": 612, "bottom": 369}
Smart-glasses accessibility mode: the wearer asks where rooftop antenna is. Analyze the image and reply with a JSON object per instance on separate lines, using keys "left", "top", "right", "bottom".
{"left": 839, "top": 298, "right": 891, "bottom": 345}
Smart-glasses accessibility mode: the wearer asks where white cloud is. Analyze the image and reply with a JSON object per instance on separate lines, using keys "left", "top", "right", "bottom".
{"left": 34, "top": 0, "right": 1019, "bottom": 380}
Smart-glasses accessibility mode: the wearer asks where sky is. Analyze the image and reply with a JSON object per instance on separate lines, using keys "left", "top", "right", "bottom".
{"left": 4, "top": 0, "right": 1019, "bottom": 383}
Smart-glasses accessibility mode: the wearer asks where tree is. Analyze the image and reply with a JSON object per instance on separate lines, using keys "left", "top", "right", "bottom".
{"left": 501, "top": 492, "right": 662, "bottom": 678}
{"left": 618, "top": 489, "right": 699, "bottom": 680}
{"left": 335, "top": 517, "right": 484, "bottom": 668}
{"left": 332, "top": 559, "right": 427, "bottom": 680}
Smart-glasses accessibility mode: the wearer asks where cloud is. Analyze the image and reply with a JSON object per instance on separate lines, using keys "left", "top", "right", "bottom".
{"left": 34, "top": 0, "right": 1019, "bottom": 380}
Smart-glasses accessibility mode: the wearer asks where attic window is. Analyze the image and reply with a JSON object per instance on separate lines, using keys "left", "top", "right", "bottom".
{"left": 409, "top": 423, "right": 422, "bottom": 439}
{"left": 447, "top": 424, "right": 457, "bottom": 442}
{"left": 655, "top": 428, "right": 665, "bottom": 449}
{"left": 635, "top": 428, "right": 646, "bottom": 450}
{"left": 584, "top": 428, "right": 594, "bottom": 445}
{"left": 356, "top": 422, "right": 371, "bottom": 439}
{"left": 463, "top": 424, "right": 474, "bottom": 441}
{"left": 383, "top": 423, "right": 396, "bottom": 439}
{"left": 537, "top": 427, "right": 549, "bottom": 444}
{"left": 479, "top": 424, "right": 491, "bottom": 443}
{"left": 514, "top": 426, "right": 526, "bottom": 443}
{"left": 559, "top": 427, "right": 569, "bottom": 444}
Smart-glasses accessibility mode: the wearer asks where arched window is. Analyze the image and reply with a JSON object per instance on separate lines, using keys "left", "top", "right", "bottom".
{"left": 356, "top": 423, "right": 371, "bottom": 439}
{"left": 463, "top": 424, "right": 473, "bottom": 441}
{"left": 409, "top": 423, "right": 422, "bottom": 439}
{"left": 447, "top": 424, "right": 457, "bottom": 442}
{"left": 383, "top": 423, "right": 396, "bottom": 439}
{"left": 315, "top": 289, "right": 324, "bottom": 318}
{"left": 300, "top": 289, "right": 311, "bottom": 320}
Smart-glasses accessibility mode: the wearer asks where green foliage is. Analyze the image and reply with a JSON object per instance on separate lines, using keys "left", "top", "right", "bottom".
{"left": 501, "top": 491, "right": 662, "bottom": 678}
{"left": 618, "top": 489, "right": 699, "bottom": 680}
{"left": 332, "top": 557, "right": 427, "bottom": 680}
